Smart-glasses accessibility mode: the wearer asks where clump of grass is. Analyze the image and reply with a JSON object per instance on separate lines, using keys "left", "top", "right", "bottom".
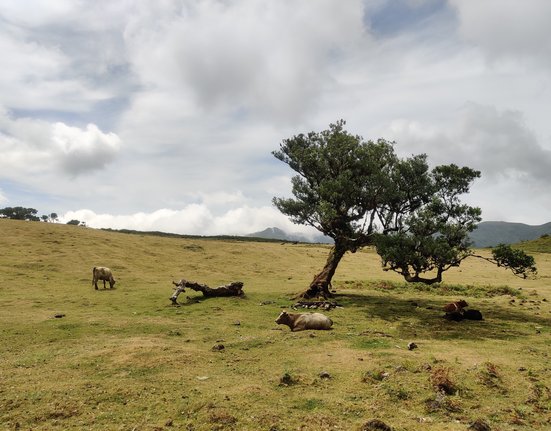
{"left": 209, "top": 410, "right": 237, "bottom": 426}
{"left": 279, "top": 372, "right": 299, "bottom": 386}
{"left": 527, "top": 382, "right": 551, "bottom": 405}
{"left": 430, "top": 366, "right": 457, "bottom": 395}
{"left": 361, "top": 370, "right": 389, "bottom": 384}
{"left": 383, "top": 383, "right": 410, "bottom": 401}
{"left": 477, "top": 362, "right": 503, "bottom": 389}
{"left": 182, "top": 244, "right": 204, "bottom": 252}
{"left": 425, "top": 391, "right": 462, "bottom": 413}
{"left": 298, "top": 398, "right": 324, "bottom": 411}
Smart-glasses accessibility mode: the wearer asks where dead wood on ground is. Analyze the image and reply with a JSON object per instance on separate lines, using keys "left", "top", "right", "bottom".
{"left": 170, "top": 279, "right": 244, "bottom": 304}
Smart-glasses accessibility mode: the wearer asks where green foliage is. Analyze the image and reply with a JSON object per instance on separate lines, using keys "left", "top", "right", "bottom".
{"left": 0, "top": 207, "right": 59, "bottom": 223}
{"left": 0, "top": 206, "right": 40, "bottom": 221}
{"left": 374, "top": 165, "right": 482, "bottom": 284}
{"left": 272, "top": 120, "right": 431, "bottom": 250}
{"left": 491, "top": 244, "right": 537, "bottom": 279}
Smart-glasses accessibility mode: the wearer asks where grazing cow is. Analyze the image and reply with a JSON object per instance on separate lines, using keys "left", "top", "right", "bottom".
{"left": 275, "top": 311, "right": 333, "bottom": 332}
{"left": 92, "top": 267, "right": 116, "bottom": 290}
{"left": 443, "top": 300, "right": 468, "bottom": 314}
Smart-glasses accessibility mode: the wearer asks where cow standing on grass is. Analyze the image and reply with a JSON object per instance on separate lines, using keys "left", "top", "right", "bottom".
{"left": 92, "top": 267, "right": 116, "bottom": 289}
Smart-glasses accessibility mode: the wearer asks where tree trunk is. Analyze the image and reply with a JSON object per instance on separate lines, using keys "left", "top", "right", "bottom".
{"left": 402, "top": 266, "right": 443, "bottom": 285}
{"left": 170, "top": 279, "right": 244, "bottom": 304}
{"left": 297, "top": 244, "right": 347, "bottom": 299}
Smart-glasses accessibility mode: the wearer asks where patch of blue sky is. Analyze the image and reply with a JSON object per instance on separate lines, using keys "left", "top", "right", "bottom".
{"left": 11, "top": 95, "right": 130, "bottom": 131}
{"left": 364, "top": 0, "right": 454, "bottom": 38}
{"left": 0, "top": 179, "right": 60, "bottom": 211}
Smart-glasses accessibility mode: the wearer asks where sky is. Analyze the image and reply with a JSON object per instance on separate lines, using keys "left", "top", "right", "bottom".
{"left": 1, "top": 0, "right": 550, "bottom": 238}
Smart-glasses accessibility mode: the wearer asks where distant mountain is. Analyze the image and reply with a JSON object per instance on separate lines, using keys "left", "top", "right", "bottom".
{"left": 469, "top": 221, "right": 551, "bottom": 248}
{"left": 251, "top": 222, "right": 551, "bottom": 248}
{"left": 247, "top": 227, "right": 332, "bottom": 244}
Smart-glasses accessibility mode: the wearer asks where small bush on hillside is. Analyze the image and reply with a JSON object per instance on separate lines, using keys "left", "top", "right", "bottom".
{"left": 430, "top": 367, "right": 457, "bottom": 395}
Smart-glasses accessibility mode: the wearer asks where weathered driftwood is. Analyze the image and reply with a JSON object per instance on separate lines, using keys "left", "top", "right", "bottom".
{"left": 170, "top": 279, "right": 244, "bottom": 304}
{"left": 292, "top": 300, "right": 341, "bottom": 311}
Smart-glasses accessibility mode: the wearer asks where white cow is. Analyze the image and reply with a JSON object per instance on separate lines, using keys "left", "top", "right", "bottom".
{"left": 92, "top": 267, "right": 116, "bottom": 289}
{"left": 275, "top": 310, "right": 333, "bottom": 331}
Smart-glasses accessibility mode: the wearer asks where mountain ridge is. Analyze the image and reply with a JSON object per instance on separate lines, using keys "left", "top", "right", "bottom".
{"left": 248, "top": 221, "right": 551, "bottom": 248}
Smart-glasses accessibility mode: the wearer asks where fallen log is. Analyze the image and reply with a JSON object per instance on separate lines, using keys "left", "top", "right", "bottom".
{"left": 170, "top": 279, "right": 244, "bottom": 304}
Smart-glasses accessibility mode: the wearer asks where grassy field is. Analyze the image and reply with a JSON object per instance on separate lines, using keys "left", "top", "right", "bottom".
{"left": 1, "top": 218, "right": 550, "bottom": 431}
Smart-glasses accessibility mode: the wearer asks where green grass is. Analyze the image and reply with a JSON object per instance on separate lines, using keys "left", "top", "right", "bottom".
{"left": 516, "top": 234, "right": 551, "bottom": 254}
{"left": 1, "top": 219, "right": 551, "bottom": 430}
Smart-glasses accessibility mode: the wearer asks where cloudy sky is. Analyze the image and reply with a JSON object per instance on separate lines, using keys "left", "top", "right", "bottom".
{"left": 1, "top": 0, "right": 550, "bottom": 237}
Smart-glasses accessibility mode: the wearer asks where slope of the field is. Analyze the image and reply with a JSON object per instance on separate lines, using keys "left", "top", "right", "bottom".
{"left": 1, "top": 219, "right": 550, "bottom": 431}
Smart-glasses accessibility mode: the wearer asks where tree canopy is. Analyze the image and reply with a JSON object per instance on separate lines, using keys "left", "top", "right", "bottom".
{"left": 374, "top": 164, "right": 483, "bottom": 284}
{"left": 0, "top": 206, "right": 40, "bottom": 221}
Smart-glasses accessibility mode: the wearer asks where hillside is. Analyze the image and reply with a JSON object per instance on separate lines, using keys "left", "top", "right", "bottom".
{"left": 1, "top": 219, "right": 551, "bottom": 430}
{"left": 469, "top": 221, "right": 551, "bottom": 248}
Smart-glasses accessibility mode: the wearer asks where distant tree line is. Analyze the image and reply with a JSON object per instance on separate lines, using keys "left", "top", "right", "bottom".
{"left": 0, "top": 206, "right": 84, "bottom": 226}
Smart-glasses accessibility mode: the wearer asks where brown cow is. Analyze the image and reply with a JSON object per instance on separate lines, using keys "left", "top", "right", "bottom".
{"left": 275, "top": 311, "right": 333, "bottom": 332}
{"left": 92, "top": 267, "right": 116, "bottom": 290}
{"left": 443, "top": 299, "right": 468, "bottom": 313}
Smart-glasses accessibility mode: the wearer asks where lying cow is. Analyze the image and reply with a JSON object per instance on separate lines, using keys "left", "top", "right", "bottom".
{"left": 275, "top": 310, "right": 333, "bottom": 332}
{"left": 92, "top": 266, "right": 116, "bottom": 290}
{"left": 443, "top": 299, "right": 468, "bottom": 314}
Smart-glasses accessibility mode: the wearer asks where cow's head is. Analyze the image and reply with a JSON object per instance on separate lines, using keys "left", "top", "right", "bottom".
{"left": 275, "top": 311, "right": 289, "bottom": 324}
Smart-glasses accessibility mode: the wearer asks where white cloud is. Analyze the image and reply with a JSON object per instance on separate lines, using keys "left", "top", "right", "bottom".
{"left": 60, "top": 205, "right": 321, "bottom": 239}
{"left": 387, "top": 103, "right": 551, "bottom": 182}
{"left": 52, "top": 123, "right": 121, "bottom": 176}
{"left": 0, "top": 109, "right": 121, "bottom": 178}
{"left": 450, "top": 0, "right": 551, "bottom": 66}
{"left": 123, "top": 0, "right": 367, "bottom": 122}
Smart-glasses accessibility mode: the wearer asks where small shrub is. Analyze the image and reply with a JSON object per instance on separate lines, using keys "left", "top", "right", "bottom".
{"left": 430, "top": 367, "right": 457, "bottom": 395}
{"left": 279, "top": 372, "right": 298, "bottom": 386}
{"left": 383, "top": 383, "right": 410, "bottom": 401}
{"left": 361, "top": 370, "right": 389, "bottom": 384}
{"left": 425, "top": 391, "right": 462, "bottom": 413}
{"left": 477, "top": 362, "right": 502, "bottom": 388}
{"left": 209, "top": 410, "right": 237, "bottom": 426}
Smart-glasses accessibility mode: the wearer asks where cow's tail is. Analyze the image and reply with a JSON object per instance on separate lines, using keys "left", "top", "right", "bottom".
{"left": 92, "top": 267, "right": 96, "bottom": 285}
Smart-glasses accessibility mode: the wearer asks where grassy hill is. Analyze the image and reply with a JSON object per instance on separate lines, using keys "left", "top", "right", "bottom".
{"left": 515, "top": 234, "right": 551, "bottom": 254}
{"left": 1, "top": 219, "right": 551, "bottom": 430}
{"left": 469, "top": 221, "right": 551, "bottom": 248}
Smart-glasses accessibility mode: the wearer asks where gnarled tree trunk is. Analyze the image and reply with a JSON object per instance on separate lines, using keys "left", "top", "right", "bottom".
{"left": 297, "top": 244, "right": 346, "bottom": 299}
{"left": 399, "top": 266, "right": 443, "bottom": 285}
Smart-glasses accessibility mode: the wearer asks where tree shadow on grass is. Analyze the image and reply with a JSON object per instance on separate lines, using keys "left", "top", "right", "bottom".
{"left": 334, "top": 292, "right": 551, "bottom": 342}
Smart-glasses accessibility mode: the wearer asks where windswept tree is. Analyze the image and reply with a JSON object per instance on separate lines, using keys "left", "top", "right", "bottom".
{"left": 273, "top": 120, "right": 434, "bottom": 298}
